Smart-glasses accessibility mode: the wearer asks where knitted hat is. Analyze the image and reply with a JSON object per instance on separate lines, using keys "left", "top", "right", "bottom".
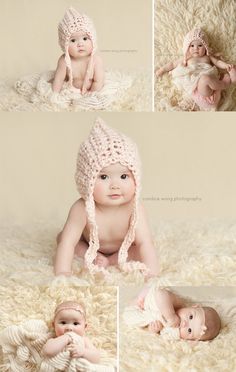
{"left": 75, "top": 117, "right": 141, "bottom": 275}
{"left": 58, "top": 7, "right": 97, "bottom": 93}
{"left": 183, "top": 28, "right": 210, "bottom": 64}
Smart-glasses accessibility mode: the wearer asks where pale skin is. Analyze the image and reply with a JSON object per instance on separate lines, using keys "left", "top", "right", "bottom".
{"left": 136, "top": 288, "right": 206, "bottom": 340}
{"left": 42, "top": 308, "right": 100, "bottom": 363}
{"left": 52, "top": 31, "right": 104, "bottom": 94}
{"left": 156, "top": 40, "right": 236, "bottom": 98}
{"left": 54, "top": 163, "right": 159, "bottom": 277}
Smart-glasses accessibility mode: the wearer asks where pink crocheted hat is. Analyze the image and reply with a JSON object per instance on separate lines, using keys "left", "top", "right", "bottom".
{"left": 183, "top": 28, "right": 210, "bottom": 64}
{"left": 75, "top": 117, "right": 141, "bottom": 275}
{"left": 58, "top": 7, "right": 97, "bottom": 93}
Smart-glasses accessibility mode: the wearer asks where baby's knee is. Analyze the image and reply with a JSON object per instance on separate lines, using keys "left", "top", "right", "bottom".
{"left": 199, "top": 74, "right": 212, "bottom": 86}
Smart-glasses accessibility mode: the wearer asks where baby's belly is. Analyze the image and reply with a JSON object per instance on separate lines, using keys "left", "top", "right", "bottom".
{"left": 72, "top": 77, "right": 93, "bottom": 90}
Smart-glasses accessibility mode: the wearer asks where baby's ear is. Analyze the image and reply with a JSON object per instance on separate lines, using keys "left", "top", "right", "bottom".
{"left": 85, "top": 322, "right": 88, "bottom": 329}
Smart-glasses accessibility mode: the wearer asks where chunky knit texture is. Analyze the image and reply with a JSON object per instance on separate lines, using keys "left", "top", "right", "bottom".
{"left": 75, "top": 118, "right": 147, "bottom": 276}
{"left": 58, "top": 7, "right": 97, "bottom": 94}
{"left": 0, "top": 320, "right": 115, "bottom": 372}
{"left": 183, "top": 28, "right": 210, "bottom": 64}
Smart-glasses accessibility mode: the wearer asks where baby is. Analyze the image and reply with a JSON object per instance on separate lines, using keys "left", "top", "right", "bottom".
{"left": 131, "top": 287, "right": 221, "bottom": 341}
{"left": 156, "top": 28, "right": 236, "bottom": 110}
{"left": 52, "top": 7, "right": 104, "bottom": 95}
{"left": 54, "top": 118, "right": 159, "bottom": 277}
{"left": 43, "top": 301, "right": 100, "bottom": 362}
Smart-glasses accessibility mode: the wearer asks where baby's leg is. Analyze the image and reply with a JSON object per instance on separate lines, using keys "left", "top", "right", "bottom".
{"left": 197, "top": 74, "right": 230, "bottom": 97}
{"left": 128, "top": 244, "right": 159, "bottom": 276}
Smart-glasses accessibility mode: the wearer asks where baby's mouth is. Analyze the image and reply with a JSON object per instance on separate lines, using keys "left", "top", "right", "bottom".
{"left": 109, "top": 194, "right": 121, "bottom": 199}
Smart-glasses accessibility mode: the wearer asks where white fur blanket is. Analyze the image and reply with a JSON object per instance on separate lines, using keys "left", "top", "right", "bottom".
{"left": 0, "top": 70, "right": 151, "bottom": 112}
{"left": 120, "top": 286, "right": 236, "bottom": 371}
{"left": 0, "top": 286, "right": 117, "bottom": 371}
{"left": 155, "top": 0, "right": 236, "bottom": 111}
{"left": 0, "top": 219, "right": 235, "bottom": 287}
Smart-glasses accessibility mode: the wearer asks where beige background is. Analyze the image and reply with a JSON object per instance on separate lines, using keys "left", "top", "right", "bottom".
{"left": 0, "top": 0, "right": 152, "bottom": 80}
{"left": 0, "top": 113, "right": 236, "bottom": 225}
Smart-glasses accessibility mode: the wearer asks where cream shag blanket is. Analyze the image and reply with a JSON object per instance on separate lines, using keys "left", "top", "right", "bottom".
{"left": 0, "top": 219, "right": 235, "bottom": 287}
{"left": 0, "top": 70, "right": 151, "bottom": 112}
{"left": 0, "top": 286, "right": 117, "bottom": 372}
{"left": 120, "top": 286, "right": 236, "bottom": 371}
{"left": 155, "top": 0, "right": 236, "bottom": 111}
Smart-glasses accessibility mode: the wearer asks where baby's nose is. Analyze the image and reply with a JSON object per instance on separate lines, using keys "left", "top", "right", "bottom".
{"left": 66, "top": 325, "right": 73, "bottom": 331}
{"left": 180, "top": 319, "right": 187, "bottom": 328}
{"left": 110, "top": 183, "right": 119, "bottom": 189}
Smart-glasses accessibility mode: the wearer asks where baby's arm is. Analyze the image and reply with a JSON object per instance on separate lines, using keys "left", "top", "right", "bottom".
{"left": 134, "top": 285, "right": 150, "bottom": 309}
{"left": 54, "top": 199, "right": 87, "bottom": 276}
{"left": 210, "top": 56, "right": 233, "bottom": 72}
{"left": 156, "top": 58, "right": 181, "bottom": 77}
{"left": 68, "top": 337, "right": 100, "bottom": 363}
{"left": 52, "top": 55, "right": 67, "bottom": 93}
{"left": 42, "top": 334, "right": 71, "bottom": 357}
{"left": 155, "top": 289, "right": 184, "bottom": 327}
{"left": 90, "top": 56, "right": 104, "bottom": 92}
{"left": 134, "top": 203, "right": 159, "bottom": 276}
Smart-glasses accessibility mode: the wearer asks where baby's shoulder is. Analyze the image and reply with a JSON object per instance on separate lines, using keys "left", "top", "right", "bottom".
{"left": 57, "top": 54, "right": 67, "bottom": 67}
{"left": 93, "top": 54, "right": 103, "bottom": 65}
{"left": 69, "top": 198, "right": 87, "bottom": 220}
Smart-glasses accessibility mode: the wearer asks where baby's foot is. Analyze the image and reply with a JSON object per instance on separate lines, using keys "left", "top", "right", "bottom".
{"left": 94, "top": 253, "right": 109, "bottom": 268}
{"left": 229, "top": 66, "right": 236, "bottom": 83}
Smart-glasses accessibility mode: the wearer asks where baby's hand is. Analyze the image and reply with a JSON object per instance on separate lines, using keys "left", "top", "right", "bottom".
{"left": 166, "top": 314, "right": 180, "bottom": 328}
{"left": 94, "top": 253, "right": 109, "bottom": 268}
{"left": 148, "top": 320, "right": 163, "bottom": 333}
{"left": 226, "top": 64, "right": 234, "bottom": 72}
{"left": 155, "top": 68, "right": 165, "bottom": 78}
{"left": 136, "top": 295, "right": 145, "bottom": 310}
{"left": 67, "top": 343, "right": 85, "bottom": 358}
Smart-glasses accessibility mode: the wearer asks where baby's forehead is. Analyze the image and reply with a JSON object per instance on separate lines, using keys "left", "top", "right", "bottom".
{"left": 55, "top": 308, "right": 84, "bottom": 319}
{"left": 100, "top": 163, "right": 131, "bottom": 173}
{"left": 70, "top": 31, "right": 90, "bottom": 38}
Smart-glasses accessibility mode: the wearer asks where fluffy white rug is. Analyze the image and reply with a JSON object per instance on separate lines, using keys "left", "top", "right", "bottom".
{"left": 120, "top": 286, "right": 236, "bottom": 371}
{"left": 0, "top": 219, "right": 235, "bottom": 287}
{"left": 0, "top": 70, "right": 151, "bottom": 112}
{"left": 155, "top": 0, "right": 236, "bottom": 111}
{"left": 0, "top": 285, "right": 117, "bottom": 370}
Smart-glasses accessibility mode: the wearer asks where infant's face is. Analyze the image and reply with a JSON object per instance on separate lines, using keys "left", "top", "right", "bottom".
{"left": 93, "top": 163, "right": 136, "bottom": 207}
{"left": 54, "top": 308, "right": 86, "bottom": 337}
{"left": 68, "top": 32, "right": 93, "bottom": 58}
{"left": 176, "top": 306, "right": 205, "bottom": 340}
{"left": 188, "top": 40, "right": 206, "bottom": 57}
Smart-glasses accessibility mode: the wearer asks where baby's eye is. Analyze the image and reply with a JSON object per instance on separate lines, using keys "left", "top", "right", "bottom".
{"left": 74, "top": 322, "right": 79, "bottom": 326}
{"left": 121, "top": 174, "right": 128, "bottom": 179}
{"left": 70, "top": 39, "right": 76, "bottom": 43}
{"left": 189, "top": 315, "right": 193, "bottom": 320}
{"left": 99, "top": 174, "right": 108, "bottom": 180}
{"left": 188, "top": 328, "right": 192, "bottom": 333}
{"left": 60, "top": 321, "right": 66, "bottom": 325}
{"left": 83, "top": 37, "right": 88, "bottom": 41}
